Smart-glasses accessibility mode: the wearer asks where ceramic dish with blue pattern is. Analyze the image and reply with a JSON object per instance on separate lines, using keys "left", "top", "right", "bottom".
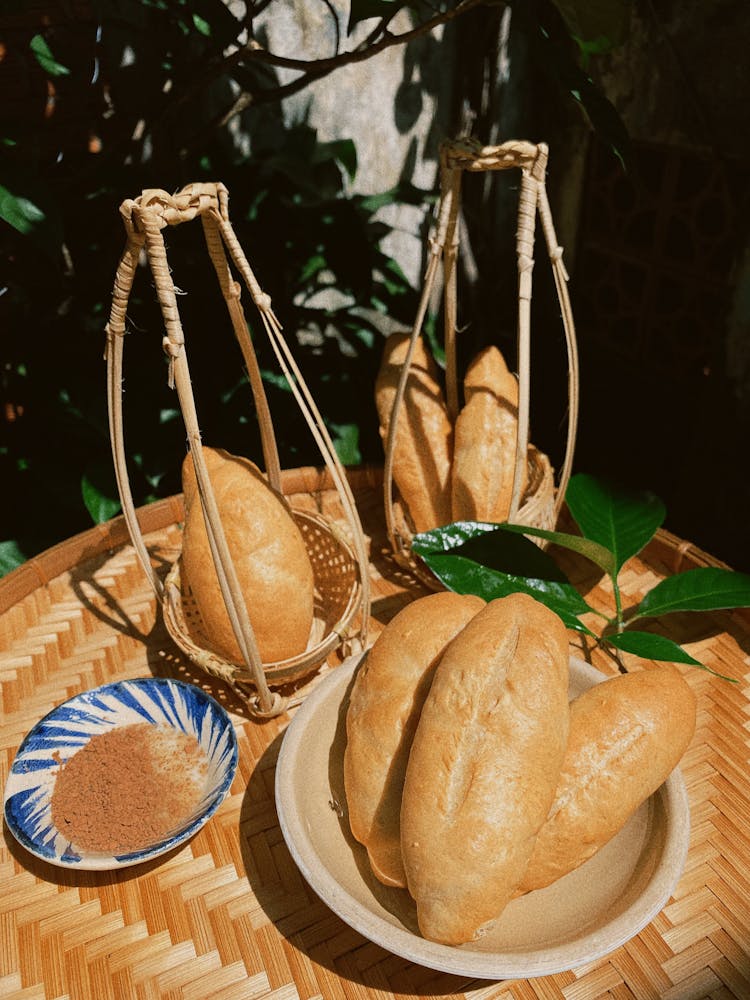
{"left": 3, "top": 677, "right": 238, "bottom": 871}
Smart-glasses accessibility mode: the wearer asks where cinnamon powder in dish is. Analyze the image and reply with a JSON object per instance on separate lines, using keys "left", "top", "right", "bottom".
{"left": 50, "top": 722, "right": 209, "bottom": 854}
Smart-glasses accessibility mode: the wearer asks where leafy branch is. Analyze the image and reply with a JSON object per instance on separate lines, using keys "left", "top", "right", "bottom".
{"left": 412, "top": 473, "right": 750, "bottom": 680}
{"left": 168, "top": 0, "right": 490, "bottom": 130}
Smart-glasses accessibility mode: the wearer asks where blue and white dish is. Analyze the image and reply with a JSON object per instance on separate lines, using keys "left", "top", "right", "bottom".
{"left": 3, "top": 677, "right": 238, "bottom": 871}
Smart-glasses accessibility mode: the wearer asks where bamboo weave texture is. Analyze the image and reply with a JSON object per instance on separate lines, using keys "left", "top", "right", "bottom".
{"left": 1, "top": 468, "right": 749, "bottom": 1000}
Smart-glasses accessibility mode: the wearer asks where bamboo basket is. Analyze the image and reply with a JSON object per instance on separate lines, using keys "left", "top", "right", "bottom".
{"left": 384, "top": 138, "right": 580, "bottom": 586}
{"left": 104, "top": 183, "right": 370, "bottom": 718}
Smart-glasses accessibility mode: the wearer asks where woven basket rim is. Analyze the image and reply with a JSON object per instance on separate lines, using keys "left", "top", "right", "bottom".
{"left": 162, "top": 506, "right": 364, "bottom": 689}
{"left": 390, "top": 446, "right": 556, "bottom": 590}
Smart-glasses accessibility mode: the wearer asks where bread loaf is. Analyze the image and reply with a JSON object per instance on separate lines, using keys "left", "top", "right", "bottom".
{"left": 375, "top": 332, "right": 453, "bottom": 533}
{"left": 180, "top": 446, "right": 315, "bottom": 664}
{"left": 401, "top": 593, "right": 570, "bottom": 945}
{"left": 451, "top": 345, "right": 528, "bottom": 523}
{"left": 343, "top": 592, "right": 485, "bottom": 888}
{"left": 518, "top": 665, "right": 697, "bottom": 894}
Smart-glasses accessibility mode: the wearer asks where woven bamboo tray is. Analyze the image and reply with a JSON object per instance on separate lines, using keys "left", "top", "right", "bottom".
{"left": 2, "top": 467, "right": 750, "bottom": 1000}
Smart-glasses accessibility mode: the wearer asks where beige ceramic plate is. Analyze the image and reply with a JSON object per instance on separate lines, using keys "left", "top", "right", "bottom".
{"left": 275, "top": 653, "right": 690, "bottom": 980}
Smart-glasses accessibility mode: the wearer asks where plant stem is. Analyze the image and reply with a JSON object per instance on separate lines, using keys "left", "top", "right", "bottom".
{"left": 611, "top": 573, "right": 625, "bottom": 631}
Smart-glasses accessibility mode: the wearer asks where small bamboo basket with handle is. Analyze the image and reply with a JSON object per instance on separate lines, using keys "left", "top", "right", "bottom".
{"left": 384, "top": 137, "right": 580, "bottom": 584}
{"left": 104, "top": 182, "right": 370, "bottom": 718}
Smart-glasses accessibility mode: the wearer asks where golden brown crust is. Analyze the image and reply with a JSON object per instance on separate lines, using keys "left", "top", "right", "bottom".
{"left": 518, "top": 665, "right": 697, "bottom": 894}
{"left": 179, "top": 447, "right": 315, "bottom": 664}
{"left": 451, "top": 346, "right": 528, "bottom": 523}
{"left": 400, "top": 593, "right": 570, "bottom": 945}
{"left": 375, "top": 332, "right": 453, "bottom": 533}
{"left": 343, "top": 592, "right": 485, "bottom": 888}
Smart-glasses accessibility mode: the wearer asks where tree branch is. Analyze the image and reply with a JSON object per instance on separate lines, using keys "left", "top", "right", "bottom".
{"left": 175, "top": 0, "right": 491, "bottom": 128}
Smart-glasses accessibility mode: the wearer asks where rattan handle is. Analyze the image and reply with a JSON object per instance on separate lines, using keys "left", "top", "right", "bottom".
{"left": 105, "top": 182, "right": 372, "bottom": 716}
{"left": 441, "top": 137, "right": 543, "bottom": 173}
{"left": 105, "top": 212, "right": 161, "bottom": 598}
{"left": 382, "top": 165, "right": 460, "bottom": 556}
{"left": 383, "top": 137, "right": 579, "bottom": 548}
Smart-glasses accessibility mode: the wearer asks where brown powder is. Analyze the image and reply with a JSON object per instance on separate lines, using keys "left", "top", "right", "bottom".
{"left": 50, "top": 722, "right": 209, "bottom": 854}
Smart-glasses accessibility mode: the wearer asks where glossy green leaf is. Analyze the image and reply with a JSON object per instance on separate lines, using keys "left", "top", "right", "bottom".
{"left": 0, "top": 541, "right": 26, "bottom": 578}
{"left": 0, "top": 176, "right": 64, "bottom": 259}
{"left": 420, "top": 553, "right": 595, "bottom": 634}
{"left": 565, "top": 473, "right": 666, "bottom": 574}
{"left": 192, "top": 14, "right": 211, "bottom": 35}
{"left": 634, "top": 568, "right": 750, "bottom": 620}
{"left": 412, "top": 523, "right": 597, "bottom": 633}
{"left": 605, "top": 630, "right": 703, "bottom": 664}
{"left": 488, "top": 522, "right": 616, "bottom": 575}
{"left": 329, "top": 422, "right": 361, "bottom": 465}
{"left": 606, "top": 629, "right": 736, "bottom": 681}
{"left": 81, "top": 474, "right": 121, "bottom": 525}
{"left": 30, "top": 35, "right": 70, "bottom": 76}
{"left": 0, "top": 185, "right": 45, "bottom": 236}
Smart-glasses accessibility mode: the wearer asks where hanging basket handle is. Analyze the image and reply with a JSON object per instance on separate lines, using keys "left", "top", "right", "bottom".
{"left": 105, "top": 182, "right": 371, "bottom": 717}
{"left": 383, "top": 138, "right": 579, "bottom": 554}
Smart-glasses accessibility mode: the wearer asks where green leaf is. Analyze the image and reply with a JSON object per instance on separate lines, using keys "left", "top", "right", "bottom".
{"left": 423, "top": 553, "right": 595, "bottom": 634}
{"left": 315, "top": 139, "right": 358, "bottom": 182}
{"left": 299, "top": 253, "right": 327, "bottom": 284}
{"left": 566, "top": 473, "right": 665, "bottom": 574}
{"left": 606, "top": 629, "right": 737, "bottom": 681}
{"left": 192, "top": 14, "right": 211, "bottom": 35}
{"left": 634, "top": 568, "right": 750, "bottom": 620}
{"left": 412, "top": 522, "right": 597, "bottom": 633}
{"left": 329, "top": 422, "right": 361, "bottom": 466}
{"left": 519, "top": 0, "right": 631, "bottom": 168}
{"left": 0, "top": 185, "right": 45, "bottom": 236}
{"left": 0, "top": 177, "right": 64, "bottom": 259}
{"left": 81, "top": 474, "right": 121, "bottom": 525}
{"left": 29, "top": 34, "right": 70, "bottom": 76}
{"left": 488, "top": 521, "right": 616, "bottom": 575}
{"left": 260, "top": 368, "right": 292, "bottom": 392}
{"left": 0, "top": 540, "right": 26, "bottom": 577}
{"left": 605, "top": 630, "right": 703, "bottom": 664}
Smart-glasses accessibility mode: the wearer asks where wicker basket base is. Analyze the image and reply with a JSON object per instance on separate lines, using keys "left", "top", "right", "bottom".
{"left": 162, "top": 508, "right": 363, "bottom": 701}
{"left": 391, "top": 447, "right": 556, "bottom": 590}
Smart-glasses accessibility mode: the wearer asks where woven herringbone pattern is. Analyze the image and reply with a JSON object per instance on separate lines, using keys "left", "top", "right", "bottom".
{"left": 2, "top": 469, "right": 749, "bottom": 1000}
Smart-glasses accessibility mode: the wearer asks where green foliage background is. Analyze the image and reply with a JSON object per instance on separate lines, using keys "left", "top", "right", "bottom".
{"left": 0, "top": 0, "right": 634, "bottom": 575}
{"left": 0, "top": 1, "right": 431, "bottom": 573}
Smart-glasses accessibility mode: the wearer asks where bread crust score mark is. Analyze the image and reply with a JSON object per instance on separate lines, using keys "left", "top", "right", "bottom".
{"left": 400, "top": 593, "right": 570, "bottom": 945}
{"left": 180, "top": 446, "right": 315, "bottom": 664}
{"left": 375, "top": 332, "right": 453, "bottom": 533}
{"left": 451, "top": 345, "right": 528, "bottom": 523}
{"left": 343, "top": 592, "right": 485, "bottom": 888}
{"left": 518, "top": 665, "right": 697, "bottom": 894}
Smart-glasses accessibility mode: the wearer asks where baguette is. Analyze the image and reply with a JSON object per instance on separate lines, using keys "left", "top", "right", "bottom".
{"left": 451, "top": 345, "right": 528, "bottom": 523}
{"left": 375, "top": 332, "right": 453, "bottom": 533}
{"left": 401, "top": 593, "right": 570, "bottom": 945}
{"left": 180, "top": 446, "right": 315, "bottom": 665}
{"left": 344, "top": 592, "right": 485, "bottom": 888}
{"left": 518, "top": 665, "right": 697, "bottom": 894}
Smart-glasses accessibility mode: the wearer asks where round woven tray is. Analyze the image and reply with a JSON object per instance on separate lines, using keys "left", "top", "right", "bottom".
{"left": 2, "top": 467, "right": 750, "bottom": 999}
